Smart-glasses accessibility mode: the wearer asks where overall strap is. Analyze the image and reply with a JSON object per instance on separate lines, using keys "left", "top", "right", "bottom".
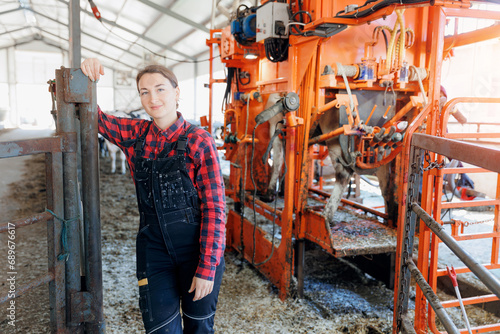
{"left": 119, "top": 121, "right": 152, "bottom": 158}
{"left": 134, "top": 122, "right": 152, "bottom": 156}
{"left": 176, "top": 124, "right": 196, "bottom": 154}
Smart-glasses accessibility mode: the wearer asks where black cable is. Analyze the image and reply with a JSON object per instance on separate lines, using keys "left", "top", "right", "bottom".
{"left": 336, "top": 0, "right": 430, "bottom": 19}
{"left": 250, "top": 124, "right": 286, "bottom": 267}
{"left": 237, "top": 69, "right": 251, "bottom": 86}
{"left": 381, "top": 29, "right": 389, "bottom": 52}
{"left": 222, "top": 68, "right": 236, "bottom": 110}
{"left": 98, "top": 19, "right": 219, "bottom": 64}
{"left": 265, "top": 38, "right": 289, "bottom": 62}
{"left": 441, "top": 173, "right": 459, "bottom": 220}
{"left": 290, "top": 10, "right": 313, "bottom": 35}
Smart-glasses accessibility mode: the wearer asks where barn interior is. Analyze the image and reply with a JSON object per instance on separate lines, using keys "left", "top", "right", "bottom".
{"left": 1, "top": 1, "right": 500, "bottom": 333}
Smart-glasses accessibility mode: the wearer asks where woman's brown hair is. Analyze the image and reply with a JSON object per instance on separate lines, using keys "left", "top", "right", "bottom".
{"left": 136, "top": 64, "right": 178, "bottom": 91}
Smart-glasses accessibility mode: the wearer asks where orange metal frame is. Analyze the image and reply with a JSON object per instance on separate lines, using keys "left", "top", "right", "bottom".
{"left": 206, "top": 0, "right": 500, "bottom": 330}
{"left": 393, "top": 7, "right": 500, "bottom": 334}
{"left": 418, "top": 97, "right": 500, "bottom": 334}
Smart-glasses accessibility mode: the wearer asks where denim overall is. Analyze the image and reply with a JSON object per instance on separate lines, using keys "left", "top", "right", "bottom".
{"left": 126, "top": 123, "right": 225, "bottom": 334}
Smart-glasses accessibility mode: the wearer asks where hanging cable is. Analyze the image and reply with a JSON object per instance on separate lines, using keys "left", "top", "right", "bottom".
{"left": 250, "top": 124, "right": 286, "bottom": 266}
{"left": 238, "top": 94, "right": 252, "bottom": 265}
{"left": 87, "top": 0, "right": 219, "bottom": 64}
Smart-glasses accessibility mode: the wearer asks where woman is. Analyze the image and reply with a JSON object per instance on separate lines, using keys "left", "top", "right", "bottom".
{"left": 81, "top": 58, "right": 226, "bottom": 334}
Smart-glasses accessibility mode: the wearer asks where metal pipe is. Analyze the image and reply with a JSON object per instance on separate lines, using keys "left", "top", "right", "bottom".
{"left": 0, "top": 211, "right": 52, "bottom": 233}
{"left": 46, "top": 150, "right": 67, "bottom": 331}
{"left": 309, "top": 187, "right": 389, "bottom": 219}
{"left": 0, "top": 136, "right": 64, "bottom": 157}
{"left": 56, "top": 67, "right": 83, "bottom": 332}
{"left": 412, "top": 133, "right": 500, "bottom": 174}
{"left": 69, "top": 0, "right": 81, "bottom": 67}
{"left": 79, "top": 84, "right": 105, "bottom": 333}
{"left": 406, "top": 259, "right": 459, "bottom": 334}
{"left": 308, "top": 127, "right": 344, "bottom": 146}
{"left": 0, "top": 273, "right": 54, "bottom": 304}
{"left": 400, "top": 315, "right": 417, "bottom": 334}
{"left": 412, "top": 203, "right": 500, "bottom": 298}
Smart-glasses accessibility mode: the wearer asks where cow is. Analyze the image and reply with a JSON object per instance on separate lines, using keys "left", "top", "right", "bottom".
{"left": 261, "top": 93, "right": 407, "bottom": 225}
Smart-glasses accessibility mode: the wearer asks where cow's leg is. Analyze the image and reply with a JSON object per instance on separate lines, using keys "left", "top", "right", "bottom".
{"left": 375, "top": 162, "right": 398, "bottom": 226}
{"left": 120, "top": 151, "right": 127, "bottom": 174}
{"left": 323, "top": 143, "right": 353, "bottom": 223}
{"left": 110, "top": 150, "right": 116, "bottom": 174}
{"left": 261, "top": 115, "right": 284, "bottom": 202}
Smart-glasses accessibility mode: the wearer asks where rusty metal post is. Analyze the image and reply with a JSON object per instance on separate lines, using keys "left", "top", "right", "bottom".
{"left": 55, "top": 67, "right": 84, "bottom": 333}
{"left": 45, "top": 150, "right": 67, "bottom": 332}
{"left": 406, "top": 259, "right": 459, "bottom": 334}
{"left": 79, "top": 77, "right": 105, "bottom": 334}
{"left": 59, "top": 67, "right": 105, "bottom": 332}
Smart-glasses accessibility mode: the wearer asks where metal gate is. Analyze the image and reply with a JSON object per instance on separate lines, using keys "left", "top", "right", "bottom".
{"left": 394, "top": 132, "right": 500, "bottom": 333}
{"left": 0, "top": 67, "right": 104, "bottom": 333}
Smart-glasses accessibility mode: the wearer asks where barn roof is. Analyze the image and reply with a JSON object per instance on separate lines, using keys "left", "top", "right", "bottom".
{"left": 0, "top": 0, "right": 241, "bottom": 71}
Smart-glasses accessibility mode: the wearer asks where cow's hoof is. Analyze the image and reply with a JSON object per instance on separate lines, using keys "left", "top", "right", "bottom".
{"left": 259, "top": 192, "right": 275, "bottom": 203}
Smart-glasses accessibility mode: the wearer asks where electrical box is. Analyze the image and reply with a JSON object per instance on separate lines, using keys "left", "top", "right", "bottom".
{"left": 256, "top": 2, "right": 289, "bottom": 42}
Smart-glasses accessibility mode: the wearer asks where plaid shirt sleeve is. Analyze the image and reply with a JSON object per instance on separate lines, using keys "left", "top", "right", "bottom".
{"left": 192, "top": 132, "right": 226, "bottom": 281}
{"left": 97, "top": 106, "right": 144, "bottom": 146}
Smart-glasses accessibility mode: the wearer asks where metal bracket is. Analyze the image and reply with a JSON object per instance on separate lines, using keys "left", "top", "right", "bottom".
{"left": 62, "top": 67, "right": 93, "bottom": 103}
{"left": 70, "top": 291, "right": 95, "bottom": 323}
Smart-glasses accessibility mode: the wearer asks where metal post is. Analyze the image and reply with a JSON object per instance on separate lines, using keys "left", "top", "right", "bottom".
{"left": 45, "top": 151, "right": 67, "bottom": 331}
{"left": 55, "top": 67, "right": 83, "bottom": 333}
{"left": 69, "top": 0, "right": 81, "bottom": 67}
{"left": 80, "top": 86, "right": 105, "bottom": 333}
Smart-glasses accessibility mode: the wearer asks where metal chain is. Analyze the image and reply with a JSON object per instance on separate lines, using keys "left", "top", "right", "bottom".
{"left": 454, "top": 218, "right": 495, "bottom": 227}
{"left": 396, "top": 148, "right": 423, "bottom": 331}
{"left": 423, "top": 151, "right": 445, "bottom": 171}
{"left": 436, "top": 99, "right": 442, "bottom": 137}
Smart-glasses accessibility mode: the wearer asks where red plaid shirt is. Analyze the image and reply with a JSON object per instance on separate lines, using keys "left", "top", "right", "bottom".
{"left": 98, "top": 108, "right": 226, "bottom": 281}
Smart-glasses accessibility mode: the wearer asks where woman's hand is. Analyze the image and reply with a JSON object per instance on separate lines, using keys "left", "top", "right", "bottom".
{"left": 81, "top": 58, "right": 104, "bottom": 82}
{"left": 188, "top": 276, "right": 214, "bottom": 301}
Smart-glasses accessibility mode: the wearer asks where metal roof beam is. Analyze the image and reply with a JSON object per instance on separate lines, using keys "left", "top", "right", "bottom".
{"left": 0, "top": 7, "right": 22, "bottom": 17}
{"left": 37, "top": 29, "right": 137, "bottom": 71}
{"left": 55, "top": 0, "right": 195, "bottom": 60}
{"left": 136, "top": 0, "right": 210, "bottom": 33}
{"left": 28, "top": 9, "right": 143, "bottom": 60}
{"left": 0, "top": 26, "right": 30, "bottom": 37}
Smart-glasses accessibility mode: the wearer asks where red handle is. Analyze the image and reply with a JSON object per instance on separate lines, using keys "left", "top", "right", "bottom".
{"left": 88, "top": 0, "right": 101, "bottom": 21}
{"left": 447, "top": 266, "right": 458, "bottom": 287}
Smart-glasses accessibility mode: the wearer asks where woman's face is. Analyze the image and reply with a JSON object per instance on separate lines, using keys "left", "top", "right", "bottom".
{"left": 138, "top": 73, "right": 179, "bottom": 129}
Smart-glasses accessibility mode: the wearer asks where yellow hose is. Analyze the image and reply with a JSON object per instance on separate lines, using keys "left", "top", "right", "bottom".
{"left": 386, "top": 19, "right": 399, "bottom": 71}
{"left": 386, "top": 9, "right": 406, "bottom": 72}
{"left": 397, "top": 9, "right": 406, "bottom": 69}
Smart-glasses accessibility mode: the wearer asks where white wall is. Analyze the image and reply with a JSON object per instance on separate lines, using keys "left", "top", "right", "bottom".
{"left": 175, "top": 59, "right": 226, "bottom": 126}
{"left": 14, "top": 49, "right": 63, "bottom": 128}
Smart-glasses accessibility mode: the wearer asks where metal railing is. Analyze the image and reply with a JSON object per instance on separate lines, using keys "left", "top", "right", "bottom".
{"left": 395, "top": 133, "right": 500, "bottom": 334}
{"left": 0, "top": 137, "right": 69, "bottom": 331}
{"left": 0, "top": 67, "right": 104, "bottom": 333}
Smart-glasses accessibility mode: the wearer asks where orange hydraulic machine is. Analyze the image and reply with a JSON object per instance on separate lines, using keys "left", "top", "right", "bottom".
{"left": 206, "top": 0, "right": 500, "bottom": 333}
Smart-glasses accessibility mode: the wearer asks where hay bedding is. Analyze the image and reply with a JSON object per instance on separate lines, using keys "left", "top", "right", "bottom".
{"left": 1, "top": 155, "right": 499, "bottom": 334}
